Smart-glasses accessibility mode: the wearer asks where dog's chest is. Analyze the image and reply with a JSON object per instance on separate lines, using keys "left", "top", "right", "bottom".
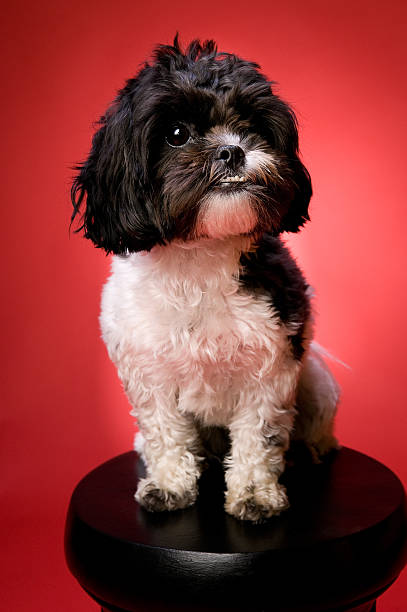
{"left": 156, "top": 281, "right": 281, "bottom": 367}
{"left": 102, "top": 243, "right": 289, "bottom": 383}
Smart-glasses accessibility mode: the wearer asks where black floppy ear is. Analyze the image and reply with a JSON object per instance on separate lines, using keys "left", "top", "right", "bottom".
{"left": 264, "top": 96, "right": 312, "bottom": 234}
{"left": 71, "top": 91, "right": 163, "bottom": 254}
{"left": 279, "top": 158, "right": 312, "bottom": 233}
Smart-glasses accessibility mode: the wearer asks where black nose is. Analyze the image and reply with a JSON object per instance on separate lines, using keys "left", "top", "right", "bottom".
{"left": 216, "top": 145, "right": 245, "bottom": 170}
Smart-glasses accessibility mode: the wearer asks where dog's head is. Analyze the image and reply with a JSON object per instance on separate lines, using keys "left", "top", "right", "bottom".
{"left": 71, "top": 37, "right": 312, "bottom": 254}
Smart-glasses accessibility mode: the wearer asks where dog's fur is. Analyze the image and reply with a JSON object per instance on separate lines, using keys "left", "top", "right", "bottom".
{"left": 71, "top": 37, "right": 339, "bottom": 522}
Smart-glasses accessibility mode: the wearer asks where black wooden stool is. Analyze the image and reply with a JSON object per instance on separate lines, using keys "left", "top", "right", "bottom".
{"left": 65, "top": 447, "right": 407, "bottom": 611}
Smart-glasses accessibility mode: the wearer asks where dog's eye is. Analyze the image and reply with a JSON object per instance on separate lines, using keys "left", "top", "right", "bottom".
{"left": 165, "top": 124, "right": 191, "bottom": 147}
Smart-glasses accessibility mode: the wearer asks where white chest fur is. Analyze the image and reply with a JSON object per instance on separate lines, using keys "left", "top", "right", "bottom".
{"left": 100, "top": 237, "right": 295, "bottom": 425}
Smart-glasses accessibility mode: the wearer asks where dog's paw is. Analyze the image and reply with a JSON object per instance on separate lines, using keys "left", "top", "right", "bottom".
{"left": 225, "top": 482, "right": 289, "bottom": 522}
{"left": 307, "top": 435, "right": 340, "bottom": 464}
{"left": 135, "top": 477, "right": 197, "bottom": 512}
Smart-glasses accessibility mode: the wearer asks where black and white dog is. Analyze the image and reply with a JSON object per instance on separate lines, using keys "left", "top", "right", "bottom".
{"left": 71, "top": 37, "right": 339, "bottom": 522}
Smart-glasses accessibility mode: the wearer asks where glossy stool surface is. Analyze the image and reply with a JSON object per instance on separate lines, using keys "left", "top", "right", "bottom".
{"left": 65, "top": 447, "right": 407, "bottom": 611}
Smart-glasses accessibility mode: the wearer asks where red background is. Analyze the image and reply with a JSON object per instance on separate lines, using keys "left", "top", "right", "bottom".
{"left": 1, "top": 0, "right": 406, "bottom": 609}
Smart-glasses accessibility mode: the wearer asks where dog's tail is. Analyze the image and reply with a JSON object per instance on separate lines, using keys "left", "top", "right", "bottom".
{"left": 310, "top": 340, "right": 350, "bottom": 370}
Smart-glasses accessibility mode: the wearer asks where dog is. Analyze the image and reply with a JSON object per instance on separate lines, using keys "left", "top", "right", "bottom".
{"left": 71, "top": 37, "right": 339, "bottom": 522}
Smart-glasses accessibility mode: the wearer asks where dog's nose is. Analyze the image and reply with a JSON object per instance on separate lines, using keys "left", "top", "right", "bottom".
{"left": 216, "top": 145, "right": 245, "bottom": 170}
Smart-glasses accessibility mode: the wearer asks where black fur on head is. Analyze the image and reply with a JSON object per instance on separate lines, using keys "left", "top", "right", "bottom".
{"left": 71, "top": 36, "right": 312, "bottom": 254}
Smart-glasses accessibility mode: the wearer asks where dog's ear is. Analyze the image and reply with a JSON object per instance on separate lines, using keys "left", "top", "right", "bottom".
{"left": 260, "top": 95, "right": 312, "bottom": 233}
{"left": 279, "top": 157, "right": 312, "bottom": 233}
{"left": 71, "top": 87, "right": 163, "bottom": 254}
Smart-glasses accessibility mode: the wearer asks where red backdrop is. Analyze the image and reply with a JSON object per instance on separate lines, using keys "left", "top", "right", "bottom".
{"left": 1, "top": 0, "right": 406, "bottom": 609}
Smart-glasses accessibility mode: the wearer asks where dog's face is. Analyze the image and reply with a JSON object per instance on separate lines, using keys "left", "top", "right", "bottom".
{"left": 71, "top": 38, "right": 312, "bottom": 254}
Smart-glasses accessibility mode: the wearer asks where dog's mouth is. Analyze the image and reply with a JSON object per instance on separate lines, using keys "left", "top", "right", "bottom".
{"left": 220, "top": 175, "right": 248, "bottom": 184}
{"left": 217, "top": 175, "right": 250, "bottom": 189}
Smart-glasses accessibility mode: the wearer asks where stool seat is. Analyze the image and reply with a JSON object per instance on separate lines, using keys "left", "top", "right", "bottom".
{"left": 65, "top": 447, "right": 407, "bottom": 612}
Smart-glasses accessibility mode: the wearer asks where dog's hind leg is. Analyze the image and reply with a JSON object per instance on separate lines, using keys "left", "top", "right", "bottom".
{"left": 293, "top": 347, "right": 340, "bottom": 462}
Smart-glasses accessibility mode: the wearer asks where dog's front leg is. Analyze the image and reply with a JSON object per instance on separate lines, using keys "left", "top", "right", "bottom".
{"left": 224, "top": 375, "right": 298, "bottom": 522}
{"left": 133, "top": 389, "right": 203, "bottom": 512}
